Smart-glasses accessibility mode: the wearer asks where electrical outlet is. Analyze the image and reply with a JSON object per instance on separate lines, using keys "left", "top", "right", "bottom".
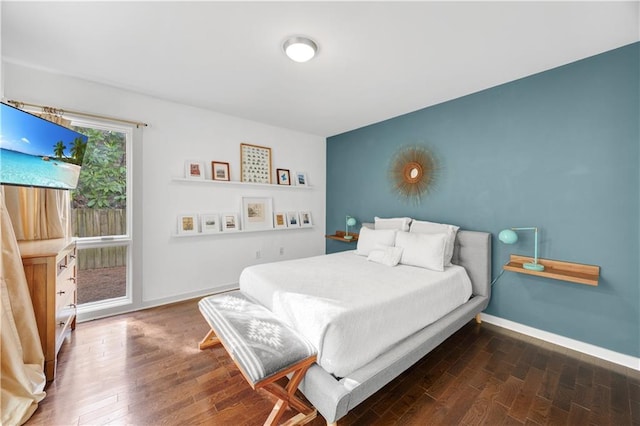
{"left": 256, "top": 250, "right": 261, "bottom": 259}
{"left": 279, "top": 247, "right": 284, "bottom": 255}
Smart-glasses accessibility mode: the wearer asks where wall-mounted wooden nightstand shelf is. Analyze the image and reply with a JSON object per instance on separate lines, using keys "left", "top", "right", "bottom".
{"left": 326, "top": 230, "right": 359, "bottom": 243}
{"left": 503, "top": 255, "right": 600, "bottom": 286}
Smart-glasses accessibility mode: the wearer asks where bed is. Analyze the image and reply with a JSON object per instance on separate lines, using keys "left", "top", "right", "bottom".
{"left": 239, "top": 229, "right": 491, "bottom": 424}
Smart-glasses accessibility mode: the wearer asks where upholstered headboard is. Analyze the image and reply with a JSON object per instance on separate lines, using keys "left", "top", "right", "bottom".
{"left": 452, "top": 230, "right": 492, "bottom": 298}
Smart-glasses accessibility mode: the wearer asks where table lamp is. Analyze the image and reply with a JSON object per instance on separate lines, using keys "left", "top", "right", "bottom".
{"left": 344, "top": 216, "right": 357, "bottom": 240}
{"left": 498, "top": 227, "right": 545, "bottom": 271}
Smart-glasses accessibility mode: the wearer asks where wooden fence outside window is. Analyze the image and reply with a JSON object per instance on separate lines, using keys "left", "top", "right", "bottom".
{"left": 71, "top": 209, "right": 127, "bottom": 270}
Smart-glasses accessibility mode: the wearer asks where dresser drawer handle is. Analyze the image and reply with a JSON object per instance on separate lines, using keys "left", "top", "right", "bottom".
{"left": 70, "top": 254, "right": 76, "bottom": 259}
{"left": 59, "top": 264, "right": 67, "bottom": 270}
{"left": 59, "top": 322, "right": 65, "bottom": 327}
{"left": 68, "top": 303, "right": 76, "bottom": 309}
{"left": 68, "top": 277, "right": 76, "bottom": 283}
{"left": 57, "top": 290, "right": 66, "bottom": 295}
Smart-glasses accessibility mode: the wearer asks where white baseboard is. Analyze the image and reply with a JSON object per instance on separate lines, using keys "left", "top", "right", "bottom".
{"left": 480, "top": 313, "right": 640, "bottom": 371}
{"left": 78, "top": 283, "right": 239, "bottom": 323}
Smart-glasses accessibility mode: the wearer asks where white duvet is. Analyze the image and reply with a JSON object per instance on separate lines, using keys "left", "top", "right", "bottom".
{"left": 239, "top": 251, "right": 472, "bottom": 378}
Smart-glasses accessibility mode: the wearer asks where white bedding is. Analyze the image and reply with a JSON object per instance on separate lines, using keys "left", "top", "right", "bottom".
{"left": 239, "top": 251, "right": 472, "bottom": 378}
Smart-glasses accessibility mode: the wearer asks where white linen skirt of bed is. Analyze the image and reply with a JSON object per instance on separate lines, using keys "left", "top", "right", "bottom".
{"left": 239, "top": 251, "right": 472, "bottom": 378}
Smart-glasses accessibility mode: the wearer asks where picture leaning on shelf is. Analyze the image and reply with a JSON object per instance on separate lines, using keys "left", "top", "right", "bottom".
{"left": 276, "top": 168, "right": 291, "bottom": 185}
{"left": 200, "top": 213, "right": 221, "bottom": 233}
{"left": 185, "top": 160, "right": 205, "bottom": 180}
{"left": 240, "top": 143, "right": 272, "bottom": 184}
{"left": 286, "top": 211, "right": 300, "bottom": 227}
{"left": 222, "top": 213, "right": 240, "bottom": 231}
{"left": 299, "top": 211, "right": 312, "bottom": 227}
{"left": 177, "top": 214, "right": 198, "bottom": 234}
{"left": 294, "top": 171, "right": 308, "bottom": 186}
{"left": 242, "top": 197, "right": 274, "bottom": 231}
{"left": 274, "top": 212, "right": 287, "bottom": 229}
{"left": 211, "top": 161, "right": 230, "bottom": 181}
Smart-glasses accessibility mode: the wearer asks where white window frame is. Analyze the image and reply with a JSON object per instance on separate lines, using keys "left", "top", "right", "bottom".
{"left": 69, "top": 117, "right": 134, "bottom": 314}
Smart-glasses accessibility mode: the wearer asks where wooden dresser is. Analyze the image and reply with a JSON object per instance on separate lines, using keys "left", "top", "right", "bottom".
{"left": 18, "top": 238, "right": 77, "bottom": 381}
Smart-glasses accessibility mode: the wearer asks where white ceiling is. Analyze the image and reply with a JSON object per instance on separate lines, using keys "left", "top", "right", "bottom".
{"left": 2, "top": 1, "right": 638, "bottom": 137}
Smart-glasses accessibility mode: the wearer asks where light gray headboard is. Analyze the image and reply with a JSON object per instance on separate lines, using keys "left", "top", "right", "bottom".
{"left": 361, "top": 223, "right": 492, "bottom": 298}
{"left": 452, "top": 230, "right": 492, "bottom": 298}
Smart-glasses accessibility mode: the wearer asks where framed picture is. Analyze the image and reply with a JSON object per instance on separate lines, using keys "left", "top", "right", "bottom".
{"left": 273, "top": 212, "right": 287, "bottom": 229}
{"left": 276, "top": 168, "right": 291, "bottom": 185}
{"left": 177, "top": 214, "right": 198, "bottom": 234}
{"left": 294, "top": 171, "right": 308, "bottom": 186}
{"left": 200, "top": 213, "right": 221, "bottom": 233}
{"left": 222, "top": 213, "right": 240, "bottom": 232}
{"left": 299, "top": 211, "right": 313, "bottom": 227}
{"left": 185, "top": 160, "right": 205, "bottom": 180}
{"left": 242, "top": 197, "right": 274, "bottom": 231}
{"left": 240, "top": 143, "right": 272, "bottom": 184}
{"left": 286, "top": 211, "right": 300, "bottom": 227}
{"left": 211, "top": 161, "right": 230, "bottom": 181}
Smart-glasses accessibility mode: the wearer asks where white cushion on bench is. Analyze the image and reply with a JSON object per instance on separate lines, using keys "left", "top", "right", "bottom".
{"left": 198, "top": 291, "right": 317, "bottom": 385}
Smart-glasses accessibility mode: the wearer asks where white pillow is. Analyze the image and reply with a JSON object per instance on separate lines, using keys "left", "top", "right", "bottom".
{"left": 395, "top": 231, "right": 447, "bottom": 271}
{"left": 374, "top": 216, "right": 412, "bottom": 232}
{"left": 355, "top": 227, "right": 397, "bottom": 256}
{"left": 409, "top": 220, "right": 459, "bottom": 266}
{"left": 367, "top": 246, "right": 403, "bottom": 267}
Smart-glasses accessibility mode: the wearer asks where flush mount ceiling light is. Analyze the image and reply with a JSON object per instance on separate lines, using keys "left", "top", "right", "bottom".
{"left": 283, "top": 36, "right": 317, "bottom": 63}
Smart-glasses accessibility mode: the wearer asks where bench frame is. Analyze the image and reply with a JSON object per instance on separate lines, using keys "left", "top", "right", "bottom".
{"left": 199, "top": 327, "right": 318, "bottom": 426}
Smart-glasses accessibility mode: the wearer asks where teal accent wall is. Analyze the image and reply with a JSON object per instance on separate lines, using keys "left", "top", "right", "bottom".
{"left": 326, "top": 43, "right": 639, "bottom": 357}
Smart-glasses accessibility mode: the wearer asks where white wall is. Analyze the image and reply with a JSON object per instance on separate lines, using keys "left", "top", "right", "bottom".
{"left": 3, "top": 62, "right": 326, "bottom": 315}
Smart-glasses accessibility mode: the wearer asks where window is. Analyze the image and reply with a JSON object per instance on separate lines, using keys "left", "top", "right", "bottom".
{"left": 70, "top": 120, "right": 132, "bottom": 311}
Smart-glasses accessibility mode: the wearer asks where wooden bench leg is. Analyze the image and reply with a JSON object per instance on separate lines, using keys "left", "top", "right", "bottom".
{"left": 475, "top": 313, "right": 482, "bottom": 324}
{"left": 198, "top": 329, "right": 221, "bottom": 350}
{"left": 262, "top": 363, "right": 317, "bottom": 426}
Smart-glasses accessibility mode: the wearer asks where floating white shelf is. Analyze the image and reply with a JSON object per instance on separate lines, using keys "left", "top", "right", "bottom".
{"left": 172, "top": 177, "right": 313, "bottom": 190}
{"left": 172, "top": 226, "right": 314, "bottom": 238}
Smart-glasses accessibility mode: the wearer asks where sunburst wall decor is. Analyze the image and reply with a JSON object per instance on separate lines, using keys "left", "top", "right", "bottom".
{"left": 389, "top": 145, "right": 439, "bottom": 204}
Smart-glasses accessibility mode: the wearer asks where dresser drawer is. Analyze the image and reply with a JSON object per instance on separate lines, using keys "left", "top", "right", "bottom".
{"left": 19, "top": 238, "right": 77, "bottom": 381}
{"left": 56, "top": 267, "right": 76, "bottom": 311}
{"left": 57, "top": 247, "right": 76, "bottom": 277}
{"left": 55, "top": 298, "right": 75, "bottom": 352}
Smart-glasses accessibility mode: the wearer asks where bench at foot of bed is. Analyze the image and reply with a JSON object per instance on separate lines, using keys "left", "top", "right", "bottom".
{"left": 198, "top": 291, "right": 318, "bottom": 426}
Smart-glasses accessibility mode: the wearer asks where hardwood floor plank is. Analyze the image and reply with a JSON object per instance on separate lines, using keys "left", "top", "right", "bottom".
{"left": 494, "top": 375, "right": 522, "bottom": 408}
{"left": 24, "top": 299, "right": 638, "bottom": 426}
{"left": 537, "top": 369, "right": 560, "bottom": 400}
{"left": 509, "top": 367, "right": 544, "bottom": 422}
{"left": 551, "top": 383, "right": 575, "bottom": 412}
{"left": 630, "top": 399, "right": 640, "bottom": 425}
{"left": 567, "top": 402, "right": 591, "bottom": 425}
{"left": 460, "top": 377, "right": 502, "bottom": 424}
{"left": 575, "top": 361, "right": 594, "bottom": 387}
{"left": 525, "top": 395, "right": 552, "bottom": 425}
{"left": 588, "top": 384, "right": 613, "bottom": 426}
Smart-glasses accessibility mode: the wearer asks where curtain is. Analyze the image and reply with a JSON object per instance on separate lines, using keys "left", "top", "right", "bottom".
{"left": 0, "top": 110, "right": 71, "bottom": 424}
{"left": 3, "top": 186, "right": 69, "bottom": 241}
{"left": 1, "top": 191, "right": 47, "bottom": 425}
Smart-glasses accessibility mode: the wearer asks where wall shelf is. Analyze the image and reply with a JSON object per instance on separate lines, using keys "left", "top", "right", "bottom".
{"left": 503, "top": 255, "right": 600, "bottom": 286}
{"left": 172, "top": 177, "right": 313, "bottom": 190}
{"left": 172, "top": 226, "right": 313, "bottom": 238}
{"left": 326, "top": 230, "right": 359, "bottom": 243}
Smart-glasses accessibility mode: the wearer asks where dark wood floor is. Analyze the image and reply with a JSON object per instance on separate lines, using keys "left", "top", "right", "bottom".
{"left": 26, "top": 299, "right": 639, "bottom": 425}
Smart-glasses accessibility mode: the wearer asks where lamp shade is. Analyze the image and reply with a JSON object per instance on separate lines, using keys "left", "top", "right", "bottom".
{"left": 346, "top": 217, "right": 356, "bottom": 227}
{"left": 498, "top": 229, "right": 518, "bottom": 244}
